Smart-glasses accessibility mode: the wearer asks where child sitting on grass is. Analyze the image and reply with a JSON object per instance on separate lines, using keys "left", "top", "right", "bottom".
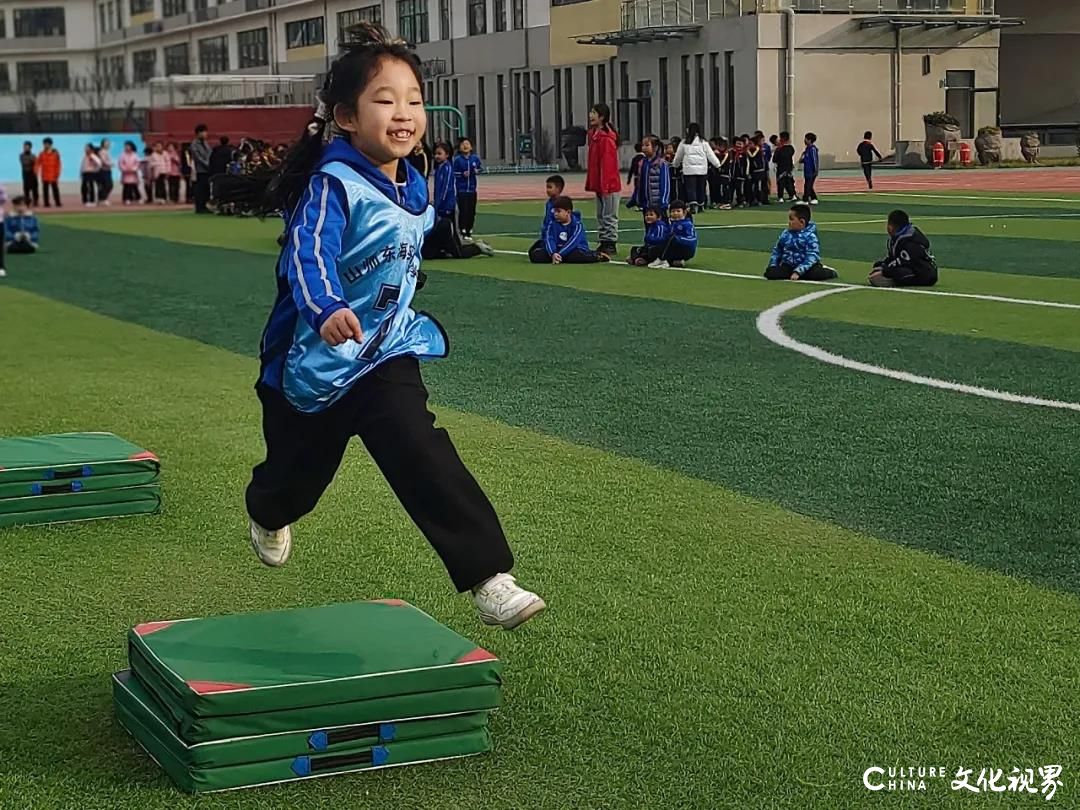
{"left": 5, "top": 196, "right": 39, "bottom": 254}
{"left": 542, "top": 173, "right": 565, "bottom": 231}
{"left": 529, "top": 196, "right": 610, "bottom": 264}
{"left": 423, "top": 142, "right": 494, "bottom": 261}
{"left": 630, "top": 200, "right": 698, "bottom": 269}
{"left": 630, "top": 206, "right": 669, "bottom": 266}
{"left": 869, "top": 209, "right": 938, "bottom": 287}
{"left": 764, "top": 202, "right": 838, "bottom": 281}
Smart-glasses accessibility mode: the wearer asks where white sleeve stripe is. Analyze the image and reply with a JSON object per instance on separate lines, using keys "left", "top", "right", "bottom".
{"left": 312, "top": 177, "right": 335, "bottom": 298}
{"left": 292, "top": 180, "right": 322, "bottom": 316}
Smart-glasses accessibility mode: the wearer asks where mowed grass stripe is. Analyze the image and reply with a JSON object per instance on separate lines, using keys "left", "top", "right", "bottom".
{"left": 6, "top": 240, "right": 1078, "bottom": 594}
{"left": 2, "top": 287, "right": 1079, "bottom": 810}
{"left": 31, "top": 220, "right": 1080, "bottom": 350}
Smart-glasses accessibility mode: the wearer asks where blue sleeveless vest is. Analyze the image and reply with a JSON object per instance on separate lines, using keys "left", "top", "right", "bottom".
{"left": 278, "top": 158, "right": 447, "bottom": 413}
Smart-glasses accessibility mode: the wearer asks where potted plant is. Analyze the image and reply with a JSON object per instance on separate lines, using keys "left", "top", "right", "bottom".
{"left": 923, "top": 111, "right": 961, "bottom": 162}
{"left": 974, "top": 125, "right": 1002, "bottom": 165}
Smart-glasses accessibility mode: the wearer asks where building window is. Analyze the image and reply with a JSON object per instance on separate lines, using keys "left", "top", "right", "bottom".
{"left": 564, "top": 66, "right": 573, "bottom": 126}
{"left": 162, "top": 0, "right": 187, "bottom": 18}
{"left": 553, "top": 67, "right": 562, "bottom": 142}
{"left": 99, "top": 4, "right": 107, "bottom": 33}
{"left": 724, "top": 50, "right": 734, "bottom": 135}
{"left": 439, "top": 0, "right": 449, "bottom": 39}
{"left": 467, "top": 0, "right": 486, "bottom": 35}
{"left": 598, "top": 62, "right": 606, "bottom": 104}
{"left": 133, "top": 49, "right": 156, "bottom": 83}
{"left": 493, "top": 0, "right": 505, "bottom": 32}
{"left": 13, "top": 8, "right": 65, "bottom": 38}
{"left": 497, "top": 73, "right": 506, "bottom": 159}
{"left": 619, "top": 60, "right": 629, "bottom": 138}
{"left": 0, "top": 64, "right": 10, "bottom": 92}
{"left": 339, "top": 6, "right": 381, "bottom": 43}
{"left": 0, "top": 13, "right": 6, "bottom": 38}
{"left": 397, "top": 0, "right": 428, "bottom": 44}
{"left": 198, "top": 35, "right": 228, "bottom": 73}
{"left": 238, "top": 27, "right": 268, "bottom": 67}
{"left": 16, "top": 60, "right": 68, "bottom": 91}
{"left": 922, "top": 54, "right": 932, "bottom": 76}
{"left": 466, "top": 104, "right": 476, "bottom": 142}
{"left": 658, "top": 56, "right": 668, "bottom": 139}
{"left": 512, "top": 0, "right": 523, "bottom": 29}
{"left": 286, "top": 17, "right": 324, "bottom": 49}
{"left": 477, "top": 75, "right": 486, "bottom": 155}
{"left": 130, "top": 0, "right": 152, "bottom": 13}
{"left": 164, "top": 42, "right": 190, "bottom": 75}
{"left": 695, "top": 53, "right": 704, "bottom": 128}
{"left": 709, "top": 52, "right": 719, "bottom": 138}
{"left": 680, "top": 55, "right": 690, "bottom": 133}
{"left": 585, "top": 65, "right": 594, "bottom": 113}
{"left": 106, "top": 54, "right": 126, "bottom": 88}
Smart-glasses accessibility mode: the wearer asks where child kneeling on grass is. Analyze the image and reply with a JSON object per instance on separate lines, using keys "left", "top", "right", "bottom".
{"left": 529, "top": 196, "right": 610, "bottom": 264}
{"left": 764, "top": 202, "right": 838, "bottom": 281}
{"left": 868, "top": 209, "right": 938, "bottom": 287}
{"left": 5, "top": 196, "right": 39, "bottom": 255}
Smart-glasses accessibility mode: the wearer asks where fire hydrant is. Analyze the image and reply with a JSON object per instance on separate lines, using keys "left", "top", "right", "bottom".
{"left": 959, "top": 142, "right": 973, "bottom": 166}
{"left": 932, "top": 141, "right": 946, "bottom": 169}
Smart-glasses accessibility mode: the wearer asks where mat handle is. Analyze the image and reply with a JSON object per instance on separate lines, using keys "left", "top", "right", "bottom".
{"left": 309, "top": 722, "right": 393, "bottom": 751}
{"left": 45, "top": 465, "right": 92, "bottom": 480}
{"left": 31, "top": 481, "right": 83, "bottom": 495}
{"left": 292, "top": 746, "right": 388, "bottom": 777}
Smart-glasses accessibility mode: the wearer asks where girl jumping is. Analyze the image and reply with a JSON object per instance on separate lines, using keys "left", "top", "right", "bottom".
{"left": 248, "top": 24, "right": 545, "bottom": 630}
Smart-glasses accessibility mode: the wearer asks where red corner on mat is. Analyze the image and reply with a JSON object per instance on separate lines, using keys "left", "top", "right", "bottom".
{"left": 457, "top": 647, "right": 498, "bottom": 664}
{"left": 186, "top": 680, "right": 251, "bottom": 694}
{"left": 129, "top": 451, "right": 160, "bottom": 462}
{"left": 370, "top": 598, "right": 409, "bottom": 606}
{"left": 133, "top": 621, "right": 176, "bottom": 636}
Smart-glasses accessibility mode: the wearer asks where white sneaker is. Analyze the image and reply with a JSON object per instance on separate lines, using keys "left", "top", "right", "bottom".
{"left": 809, "top": 199, "right": 820, "bottom": 206}
{"left": 475, "top": 240, "right": 495, "bottom": 257}
{"left": 647, "top": 259, "right": 670, "bottom": 269}
{"left": 472, "top": 573, "right": 545, "bottom": 630}
{"left": 0, "top": 268, "right": 7, "bottom": 277}
{"left": 249, "top": 519, "right": 292, "bottom": 567}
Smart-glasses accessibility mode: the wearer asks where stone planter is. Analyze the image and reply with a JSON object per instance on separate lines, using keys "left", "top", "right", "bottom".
{"left": 974, "top": 129, "right": 1002, "bottom": 165}
{"left": 924, "top": 122, "right": 962, "bottom": 162}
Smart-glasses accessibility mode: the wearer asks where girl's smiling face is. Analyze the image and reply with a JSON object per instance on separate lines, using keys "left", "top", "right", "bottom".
{"left": 334, "top": 55, "right": 426, "bottom": 180}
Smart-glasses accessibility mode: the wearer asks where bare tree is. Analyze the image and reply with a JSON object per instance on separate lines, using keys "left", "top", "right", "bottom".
{"left": 73, "top": 64, "right": 124, "bottom": 130}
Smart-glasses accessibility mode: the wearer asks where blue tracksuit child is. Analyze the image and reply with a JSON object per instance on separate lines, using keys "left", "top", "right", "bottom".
{"left": 528, "top": 199, "right": 608, "bottom": 264}
{"left": 453, "top": 150, "right": 482, "bottom": 237}
{"left": 668, "top": 216, "right": 697, "bottom": 261}
{"left": 5, "top": 209, "right": 40, "bottom": 253}
{"left": 800, "top": 135, "right": 820, "bottom": 203}
{"left": 764, "top": 207, "right": 837, "bottom": 281}
{"left": 433, "top": 157, "right": 456, "bottom": 219}
{"left": 631, "top": 215, "right": 670, "bottom": 265}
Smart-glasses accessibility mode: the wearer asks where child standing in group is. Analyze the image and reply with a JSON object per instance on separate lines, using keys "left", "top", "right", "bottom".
{"left": 36, "top": 138, "right": 62, "bottom": 208}
{"left": 543, "top": 173, "right": 565, "bottom": 230}
{"left": 452, "top": 137, "right": 481, "bottom": 239}
{"left": 140, "top": 147, "right": 154, "bottom": 203}
{"left": 716, "top": 138, "right": 735, "bottom": 209}
{"left": 773, "top": 131, "right": 797, "bottom": 203}
{"left": 166, "top": 143, "right": 183, "bottom": 203}
{"left": 529, "top": 196, "right": 609, "bottom": 264}
{"left": 869, "top": 209, "right": 938, "bottom": 287}
{"left": 732, "top": 135, "right": 751, "bottom": 208}
{"left": 627, "top": 142, "right": 645, "bottom": 201}
{"left": 119, "top": 141, "right": 141, "bottom": 204}
{"left": 857, "top": 131, "right": 884, "bottom": 190}
{"left": 764, "top": 202, "right": 837, "bottom": 281}
{"left": 423, "top": 141, "right": 494, "bottom": 260}
{"left": 748, "top": 134, "right": 768, "bottom": 206}
{"left": 20, "top": 141, "right": 38, "bottom": 207}
{"left": 5, "top": 196, "right": 40, "bottom": 254}
{"left": 629, "top": 136, "right": 671, "bottom": 217}
{"left": 80, "top": 144, "right": 101, "bottom": 206}
{"left": 249, "top": 24, "right": 544, "bottom": 630}
{"left": 150, "top": 143, "right": 171, "bottom": 204}
{"left": 799, "top": 132, "right": 820, "bottom": 205}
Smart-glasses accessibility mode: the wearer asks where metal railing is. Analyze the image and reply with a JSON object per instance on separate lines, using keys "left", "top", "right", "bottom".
{"left": 712, "top": 0, "right": 994, "bottom": 14}
{"left": 620, "top": 0, "right": 699, "bottom": 29}
{"left": 148, "top": 75, "right": 316, "bottom": 108}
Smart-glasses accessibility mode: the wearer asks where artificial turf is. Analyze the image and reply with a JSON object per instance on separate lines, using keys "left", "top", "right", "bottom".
{"left": 1, "top": 190, "right": 1077, "bottom": 807}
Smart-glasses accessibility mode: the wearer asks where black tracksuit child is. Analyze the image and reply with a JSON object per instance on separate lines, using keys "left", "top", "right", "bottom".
{"left": 869, "top": 209, "right": 938, "bottom": 287}
{"left": 748, "top": 142, "right": 769, "bottom": 205}
{"left": 733, "top": 139, "right": 751, "bottom": 207}
{"left": 857, "top": 131, "right": 884, "bottom": 189}
{"left": 773, "top": 134, "right": 797, "bottom": 201}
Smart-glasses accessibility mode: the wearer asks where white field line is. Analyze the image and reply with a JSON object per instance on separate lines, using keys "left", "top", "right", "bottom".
{"left": 754, "top": 287, "right": 1080, "bottom": 413}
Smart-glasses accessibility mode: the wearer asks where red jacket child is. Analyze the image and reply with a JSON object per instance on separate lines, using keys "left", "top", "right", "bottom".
{"left": 586, "top": 124, "right": 622, "bottom": 196}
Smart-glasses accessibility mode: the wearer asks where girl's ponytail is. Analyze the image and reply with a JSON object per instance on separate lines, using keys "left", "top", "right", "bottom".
{"left": 257, "top": 22, "right": 421, "bottom": 218}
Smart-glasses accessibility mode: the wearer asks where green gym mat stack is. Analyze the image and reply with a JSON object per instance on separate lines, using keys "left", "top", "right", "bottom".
{"left": 0, "top": 432, "right": 161, "bottom": 528}
{"left": 114, "top": 600, "right": 502, "bottom": 792}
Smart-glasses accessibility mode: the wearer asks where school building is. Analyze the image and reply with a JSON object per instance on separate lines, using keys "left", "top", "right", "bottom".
{"left": 0, "top": 0, "right": 1036, "bottom": 166}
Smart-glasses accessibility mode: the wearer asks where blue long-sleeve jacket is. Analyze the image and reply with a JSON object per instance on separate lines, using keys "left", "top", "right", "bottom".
{"left": 800, "top": 144, "right": 819, "bottom": 178}
{"left": 452, "top": 153, "right": 482, "bottom": 194}
{"left": 670, "top": 218, "right": 697, "bottom": 254}
{"left": 632, "top": 156, "right": 670, "bottom": 211}
{"left": 769, "top": 222, "right": 821, "bottom": 276}
{"left": 643, "top": 219, "right": 670, "bottom": 246}
{"left": 541, "top": 198, "right": 555, "bottom": 232}
{"left": 433, "top": 159, "right": 456, "bottom": 218}
{"left": 542, "top": 210, "right": 589, "bottom": 256}
{"left": 5, "top": 213, "right": 39, "bottom": 246}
